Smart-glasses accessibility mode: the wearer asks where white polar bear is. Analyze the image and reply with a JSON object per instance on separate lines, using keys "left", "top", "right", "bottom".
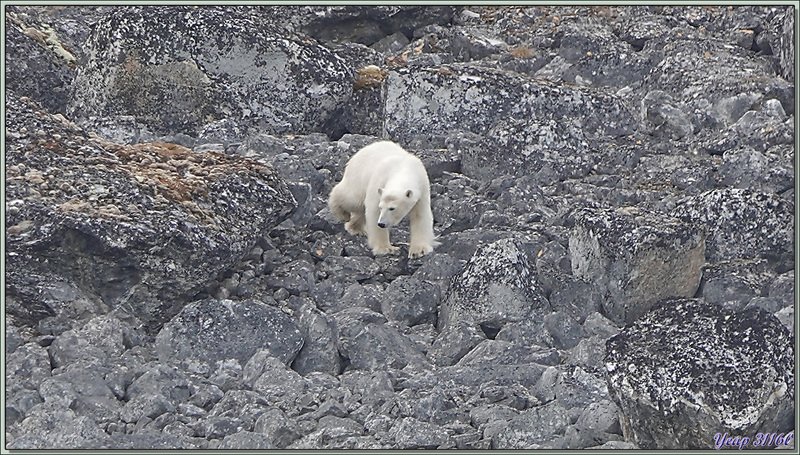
{"left": 329, "top": 141, "right": 439, "bottom": 258}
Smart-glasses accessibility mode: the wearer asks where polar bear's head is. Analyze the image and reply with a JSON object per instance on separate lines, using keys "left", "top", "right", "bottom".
{"left": 377, "top": 188, "right": 418, "bottom": 229}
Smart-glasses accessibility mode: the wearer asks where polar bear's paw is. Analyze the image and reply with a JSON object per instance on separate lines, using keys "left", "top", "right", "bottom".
{"left": 345, "top": 220, "right": 366, "bottom": 236}
{"left": 372, "top": 244, "right": 400, "bottom": 256}
{"left": 408, "top": 244, "right": 434, "bottom": 259}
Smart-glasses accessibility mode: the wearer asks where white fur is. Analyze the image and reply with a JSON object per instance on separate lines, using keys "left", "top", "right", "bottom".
{"left": 329, "top": 141, "right": 439, "bottom": 258}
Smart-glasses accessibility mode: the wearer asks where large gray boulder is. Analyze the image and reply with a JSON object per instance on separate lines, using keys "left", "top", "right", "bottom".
{"left": 68, "top": 6, "right": 354, "bottom": 140}
{"left": 7, "top": 402, "right": 111, "bottom": 449}
{"left": 671, "top": 188, "right": 794, "bottom": 270}
{"left": 332, "top": 307, "right": 428, "bottom": 371}
{"left": 155, "top": 298, "right": 304, "bottom": 372}
{"left": 383, "top": 65, "right": 636, "bottom": 181}
{"left": 439, "top": 238, "right": 549, "bottom": 333}
{"left": 569, "top": 208, "right": 705, "bottom": 325}
{"left": 5, "top": 93, "right": 296, "bottom": 332}
{"left": 491, "top": 401, "right": 571, "bottom": 449}
{"left": 605, "top": 298, "right": 794, "bottom": 449}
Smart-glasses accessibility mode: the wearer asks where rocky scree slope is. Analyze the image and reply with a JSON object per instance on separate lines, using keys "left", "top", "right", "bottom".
{"left": 4, "top": 5, "right": 795, "bottom": 450}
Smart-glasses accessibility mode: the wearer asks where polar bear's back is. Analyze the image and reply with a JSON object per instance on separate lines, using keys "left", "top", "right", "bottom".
{"left": 346, "top": 141, "right": 414, "bottom": 169}
{"left": 342, "top": 141, "right": 425, "bottom": 191}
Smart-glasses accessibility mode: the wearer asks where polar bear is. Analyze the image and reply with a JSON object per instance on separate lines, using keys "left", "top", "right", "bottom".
{"left": 329, "top": 141, "right": 439, "bottom": 258}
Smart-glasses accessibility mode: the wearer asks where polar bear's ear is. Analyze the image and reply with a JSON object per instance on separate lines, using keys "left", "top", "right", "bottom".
{"left": 405, "top": 189, "right": 413, "bottom": 198}
{"left": 378, "top": 188, "right": 383, "bottom": 195}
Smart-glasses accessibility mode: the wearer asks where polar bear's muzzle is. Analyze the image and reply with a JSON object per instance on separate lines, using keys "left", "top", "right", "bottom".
{"left": 377, "top": 209, "right": 398, "bottom": 229}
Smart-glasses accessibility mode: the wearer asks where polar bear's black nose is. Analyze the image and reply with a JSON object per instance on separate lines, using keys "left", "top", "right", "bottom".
{"left": 377, "top": 222, "right": 386, "bottom": 228}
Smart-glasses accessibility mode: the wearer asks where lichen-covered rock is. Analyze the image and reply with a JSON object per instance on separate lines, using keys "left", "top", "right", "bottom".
{"left": 155, "top": 298, "right": 304, "bottom": 372}
{"left": 671, "top": 188, "right": 794, "bottom": 270}
{"left": 218, "top": 431, "right": 275, "bottom": 450}
{"left": 569, "top": 208, "right": 705, "bottom": 325}
{"left": 439, "top": 238, "right": 549, "bottom": 332}
{"left": 5, "top": 8, "right": 78, "bottom": 115}
{"left": 605, "top": 298, "right": 794, "bottom": 449}
{"left": 7, "top": 402, "right": 111, "bottom": 449}
{"left": 5, "top": 93, "right": 296, "bottom": 332}
{"left": 427, "top": 320, "right": 486, "bottom": 367}
{"left": 48, "top": 315, "right": 125, "bottom": 368}
{"left": 698, "top": 258, "right": 776, "bottom": 310}
{"left": 388, "top": 417, "right": 451, "bottom": 449}
{"left": 290, "top": 299, "right": 342, "bottom": 376}
{"left": 457, "top": 340, "right": 558, "bottom": 367}
{"left": 380, "top": 276, "right": 441, "bottom": 327}
{"left": 68, "top": 6, "right": 354, "bottom": 140}
{"left": 5, "top": 343, "right": 51, "bottom": 426}
{"left": 491, "top": 401, "right": 571, "bottom": 449}
{"left": 384, "top": 65, "right": 635, "bottom": 181}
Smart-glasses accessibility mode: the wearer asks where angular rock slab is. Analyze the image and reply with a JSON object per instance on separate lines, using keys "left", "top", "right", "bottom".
{"left": 5, "top": 93, "right": 296, "bottom": 330}
{"left": 69, "top": 6, "right": 353, "bottom": 137}
{"left": 439, "top": 238, "right": 549, "bottom": 332}
{"left": 569, "top": 208, "right": 705, "bottom": 325}
{"left": 671, "top": 188, "right": 793, "bottom": 268}
{"left": 155, "top": 298, "right": 304, "bottom": 371}
{"left": 605, "top": 298, "right": 794, "bottom": 449}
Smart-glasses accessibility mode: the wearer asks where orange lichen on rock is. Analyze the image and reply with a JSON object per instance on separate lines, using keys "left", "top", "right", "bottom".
{"left": 354, "top": 65, "right": 388, "bottom": 90}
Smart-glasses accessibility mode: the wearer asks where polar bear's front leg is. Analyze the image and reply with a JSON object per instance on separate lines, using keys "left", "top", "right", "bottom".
{"left": 408, "top": 200, "right": 439, "bottom": 259}
{"left": 366, "top": 205, "right": 399, "bottom": 255}
{"left": 344, "top": 211, "right": 367, "bottom": 236}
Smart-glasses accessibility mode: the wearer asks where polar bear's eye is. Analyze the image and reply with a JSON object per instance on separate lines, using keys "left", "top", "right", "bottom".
{"left": 389, "top": 207, "right": 395, "bottom": 211}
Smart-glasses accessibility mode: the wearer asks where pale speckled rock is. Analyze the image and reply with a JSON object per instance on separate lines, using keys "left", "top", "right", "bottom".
{"left": 251, "top": 357, "right": 308, "bottom": 411}
{"left": 69, "top": 6, "right": 354, "bottom": 140}
{"left": 439, "top": 238, "right": 549, "bottom": 333}
{"left": 671, "top": 188, "right": 794, "bottom": 269}
{"left": 605, "top": 298, "right": 794, "bottom": 449}
{"left": 7, "top": 402, "right": 111, "bottom": 449}
{"left": 569, "top": 207, "right": 705, "bottom": 325}
{"left": 290, "top": 300, "right": 341, "bottom": 376}
{"left": 427, "top": 320, "right": 486, "bottom": 367}
{"left": 342, "top": 322, "right": 429, "bottom": 371}
{"left": 253, "top": 408, "right": 302, "bottom": 448}
{"left": 217, "top": 431, "right": 275, "bottom": 450}
{"left": 5, "top": 343, "right": 50, "bottom": 425}
{"left": 206, "top": 390, "right": 273, "bottom": 433}
{"left": 457, "top": 339, "right": 559, "bottom": 367}
{"left": 155, "top": 298, "right": 304, "bottom": 371}
{"left": 39, "top": 367, "right": 121, "bottom": 425}
{"left": 289, "top": 415, "right": 364, "bottom": 449}
{"left": 437, "top": 363, "right": 546, "bottom": 390}
{"left": 125, "top": 363, "right": 194, "bottom": 407}
{"left": 48, "top": 315, "right": 125, "bottom": 368}
{"left": 491, "top": 401, "right": 570, "bottom": 449}
{"left": 389, "top": 417, "right": 451, "bottom": 449}
{"left": 380, "top": 275, "right": 441, "bottom": 327}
